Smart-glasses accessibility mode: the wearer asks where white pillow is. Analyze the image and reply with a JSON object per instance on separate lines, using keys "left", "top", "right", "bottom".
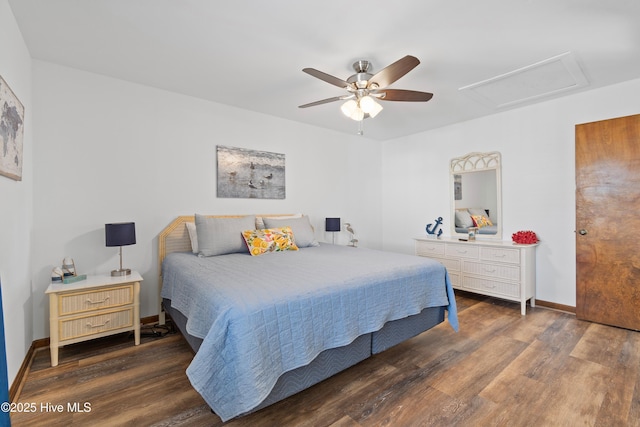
{"left": 185, "top": 222, "right": 198, "bottom": 253}
{"left": 195, "top": 214, "right": 256, "bottom": 257}
{"left": 455, "top": 210, "right": 474, "bottom": 228}
{"left": 263, "top": 215, "right": 319, "bottom": 247}
{"left": 255, "top": 213, "right": 302, "bottom": 230}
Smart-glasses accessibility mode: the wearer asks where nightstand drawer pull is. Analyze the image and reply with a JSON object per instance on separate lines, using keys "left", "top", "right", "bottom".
{"left": 483, "top": 267, "right": 497, "bottom": 273}
{"left": 87, "top": 319, "right": 110, "bottom": 328}
{"left": 86, "top": 296, "right": 110, "bottom": 305}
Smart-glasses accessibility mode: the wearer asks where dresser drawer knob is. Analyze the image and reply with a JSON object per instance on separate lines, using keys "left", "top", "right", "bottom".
{"left": 484, "top": 267, "right": 497, "bottom": 273}
{"left": 86, "top": 296, "right": 110, "bottom": 305}
{"left": 86, "top": 319, "right": 110, "bottom": 328}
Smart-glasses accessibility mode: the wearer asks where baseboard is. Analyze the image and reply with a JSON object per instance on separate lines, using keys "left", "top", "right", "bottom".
{"left": 10, "top": 315, "right": 161, "bottom": 403}
{"left": 141, "top": 314, "right": 159, "bottom": 325}
{"left": 9, "top": 337, "right": 47, "bottom": 402}
{"left": 536, "top": 299, "right": 576, "bottom": 314}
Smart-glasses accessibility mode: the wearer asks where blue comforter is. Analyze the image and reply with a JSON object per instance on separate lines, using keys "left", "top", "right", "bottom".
{"left": 161, "top": 243, "right": 457, "bottom": 421}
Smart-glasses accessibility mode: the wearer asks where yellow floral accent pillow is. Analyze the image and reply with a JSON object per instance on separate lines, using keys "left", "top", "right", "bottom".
{"left": 242, "top": 227, "right": 299, "bottom": 256}
{"left": 471, "top": 215, "right": 493, "bottom": 228}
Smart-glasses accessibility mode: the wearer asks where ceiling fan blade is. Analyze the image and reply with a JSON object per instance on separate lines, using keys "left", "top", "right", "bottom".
{"left": 378, "top": 89, "right": 434, "bottom": 102}
{"left": 302, "top": 68, "right": 351, "bottom": 89}
{"left": 298, "top": 96, "right": 346, "bottom": 108}
{"left": 369, "top": 55, "right": 420, "bottom": 88}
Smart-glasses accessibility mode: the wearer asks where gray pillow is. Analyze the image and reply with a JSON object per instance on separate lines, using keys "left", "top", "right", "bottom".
{"left": 263, "top": 215, "right": 319, "bottom": 247}
{"left": 195, "top": 214, "right": 256, "bottom": 256}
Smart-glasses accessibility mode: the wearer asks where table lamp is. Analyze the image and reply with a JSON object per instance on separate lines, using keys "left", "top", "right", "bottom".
{"left": 105, "top": 222, "right": 136, "bottom": 276}
{"left": 325, "top": 217, "right": 341, "bottom": 244}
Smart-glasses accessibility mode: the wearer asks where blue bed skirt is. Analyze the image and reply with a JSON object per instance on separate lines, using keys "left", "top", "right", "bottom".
{"left": 164, "top": 298, "right": 445, "bottom": 417}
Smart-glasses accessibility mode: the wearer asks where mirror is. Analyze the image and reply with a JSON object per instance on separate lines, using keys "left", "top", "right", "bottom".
{"left": 450, "top": 151, "right": 502, "bottom": 240}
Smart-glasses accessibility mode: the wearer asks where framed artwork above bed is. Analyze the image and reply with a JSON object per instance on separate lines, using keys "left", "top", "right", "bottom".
{"left": 216, "top": 145, "right": 285, "bottom": 199}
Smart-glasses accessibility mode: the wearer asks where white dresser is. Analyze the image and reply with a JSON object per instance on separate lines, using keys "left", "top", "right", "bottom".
{"left": 415, "top": 237, "right": 537, "bottom": 315}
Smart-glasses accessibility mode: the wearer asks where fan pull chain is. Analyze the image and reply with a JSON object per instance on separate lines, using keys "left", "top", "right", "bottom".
{"left": 357, "top": 120, "right": 364, "bottom": 136}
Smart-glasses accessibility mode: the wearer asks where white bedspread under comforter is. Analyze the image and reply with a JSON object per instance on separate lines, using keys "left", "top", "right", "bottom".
{"left": 161, "top": 243, "right": 457, "bottom": 421}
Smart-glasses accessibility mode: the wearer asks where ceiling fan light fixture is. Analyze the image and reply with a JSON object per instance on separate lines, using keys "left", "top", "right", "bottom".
{"left": 341, "top": 100, "right": 364, "bottom": 121}
{"left": 301, "top": 55, "right": 432, "bottom": 127}
{"left": 358, "top": 95, "right": 375, "bottom": 113}
{"left": 367, "top": 100, "right": 383, "bottom": 118}
{"left": 351, "top": 108, "right": 365, "bottom": 121}
{"left": 341, "top": 100, "right": 358, "bottom": 117}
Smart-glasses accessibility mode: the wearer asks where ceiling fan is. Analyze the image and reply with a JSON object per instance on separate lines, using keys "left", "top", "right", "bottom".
{"left": 299, "top": 55, "right": 433, "bottom": 122}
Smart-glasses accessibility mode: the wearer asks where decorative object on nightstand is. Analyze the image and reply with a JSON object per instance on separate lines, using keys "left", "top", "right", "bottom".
{"left": 62, "top": 257, "right": 76, "bottom": 277}
{"left": 425, "top": 216, "right": 444, "bottom": 238}
{"left": 345, "top": 222, "right": 358, "bottom": 247}
{"left": 105, "top": 222, "right": 136, "bottom": 276}
{"left": 51, "top": 267, "right": 64, "bottom": 283}
{"left": 325, "top": 217, "right": 340, "bottom": 244}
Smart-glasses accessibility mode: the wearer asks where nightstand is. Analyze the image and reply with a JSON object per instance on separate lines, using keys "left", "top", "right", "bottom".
{"left": 46, "top": 271, "right": 142, "bottom": 366}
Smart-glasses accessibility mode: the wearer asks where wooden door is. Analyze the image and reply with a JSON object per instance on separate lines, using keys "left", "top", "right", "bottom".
{"left": 576, "top": 114, "right": 640, "bottom": 330}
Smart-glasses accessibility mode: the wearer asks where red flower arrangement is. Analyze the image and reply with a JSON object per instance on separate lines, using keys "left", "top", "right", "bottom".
{"left": 512, "top": 230, "right": 538, "bottom": 244}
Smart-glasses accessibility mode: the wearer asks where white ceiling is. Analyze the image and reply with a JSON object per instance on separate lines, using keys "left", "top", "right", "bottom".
{"left": 8, "top": 0, "right": 640, "bottom": 140}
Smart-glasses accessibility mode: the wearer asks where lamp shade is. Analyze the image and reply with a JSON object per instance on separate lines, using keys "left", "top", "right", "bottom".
{"left": 105, "top": 222, "right": 136, "bottom": 247}
{"left": 325, "top": 218, "right": 341, "bottom": 232}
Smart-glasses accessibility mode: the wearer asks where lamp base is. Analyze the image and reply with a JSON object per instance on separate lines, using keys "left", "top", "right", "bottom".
{"left": 111, "top": 268, "right": 131, "bottom": 277}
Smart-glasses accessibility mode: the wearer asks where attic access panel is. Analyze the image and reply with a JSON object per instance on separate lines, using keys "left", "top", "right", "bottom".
{"left": 459, "top": 52, "right": 589, "bottom": 108}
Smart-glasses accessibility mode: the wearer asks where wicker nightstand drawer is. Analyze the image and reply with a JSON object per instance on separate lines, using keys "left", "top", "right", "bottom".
{"left": 59, "top": 308, "right": 134, "bottom": 341}
{"left": 59, "top": 285, "right": 134, "bottom": 315}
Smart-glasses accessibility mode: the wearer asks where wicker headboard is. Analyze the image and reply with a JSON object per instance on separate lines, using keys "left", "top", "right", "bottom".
{"left": 157, "top": 214, "right": 294, "bottom": 323}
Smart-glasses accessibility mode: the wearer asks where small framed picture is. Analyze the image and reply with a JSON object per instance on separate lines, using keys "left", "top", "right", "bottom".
{"left": 468, "top": 227, "right": 478, "bottom": 241}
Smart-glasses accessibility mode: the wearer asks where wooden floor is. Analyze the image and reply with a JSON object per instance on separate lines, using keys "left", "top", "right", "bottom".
{"left": 11, "top": 292, "right": 640, "bottom": 426}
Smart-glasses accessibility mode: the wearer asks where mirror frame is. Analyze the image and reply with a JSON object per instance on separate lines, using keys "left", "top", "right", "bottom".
{"left": 450, "top": 151, "right": 502, "bottom": 240}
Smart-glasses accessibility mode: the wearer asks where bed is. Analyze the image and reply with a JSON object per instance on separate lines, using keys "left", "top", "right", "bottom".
{"left": 158, "top": 214, "right": 458, "bottom": 421}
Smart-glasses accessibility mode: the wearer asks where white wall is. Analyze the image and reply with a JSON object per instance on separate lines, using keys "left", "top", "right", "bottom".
{"left": 8, "top": 3, "right": 640, "bottom": 368}
{"left": 30, "top": 61, "right": 383, "bottom": 340}
{"left": 381, "top": 77, "right": 640, "bottom": 307}
{"left": 0, "top": 0, "right": 33, "bottom": 384}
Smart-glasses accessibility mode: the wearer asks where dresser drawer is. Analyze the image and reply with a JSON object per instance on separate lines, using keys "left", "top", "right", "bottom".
{"left": 480, "top": 247, "right": 520, "bottom": 264}
{"left": 59, "top": 308, "right": 134, "bottom": 341}
{"left": 437, "top": 257, "right": 461, "bottom": 272}
{"left": 448, "top": 271, "right": 461, "bottom": 287}
{"left": 463, "top": 276, "right": 520, "bottom": 298}
{"left": 59, "top": 285, "right": 134, "bottom": 315}
{"left": 415, "top": 240, "right": 445, "bottom": 257}
{"left": 445, "top": 244, "right": 479, "bottom": 259}
{"left": 463, "top": 260, "right": 520, "bottom": 281}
